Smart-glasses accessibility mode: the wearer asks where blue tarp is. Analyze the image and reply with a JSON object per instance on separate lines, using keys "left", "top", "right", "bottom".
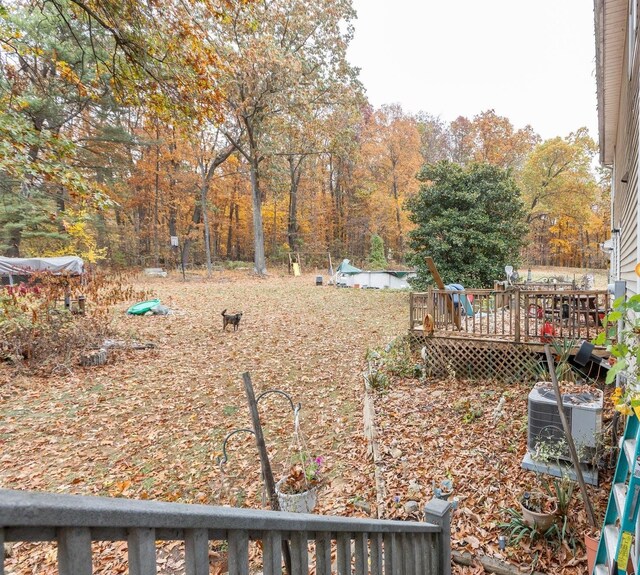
{"left": 445, "top": 283, "right": 474, "bottom": 316}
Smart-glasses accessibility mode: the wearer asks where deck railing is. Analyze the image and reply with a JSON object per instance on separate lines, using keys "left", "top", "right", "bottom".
{"left": 410, "top": 287, "right": 610, "bottom": 343}
{"left": 0, "top": 489, "right": 451, "bottom": 575}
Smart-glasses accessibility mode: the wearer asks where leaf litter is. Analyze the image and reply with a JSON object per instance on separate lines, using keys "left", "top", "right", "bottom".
{"left": 0, "top": 271, "right": 613, "bottom": 574}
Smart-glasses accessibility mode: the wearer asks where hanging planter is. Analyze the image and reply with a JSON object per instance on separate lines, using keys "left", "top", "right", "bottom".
{"left": 276, "top": 478, "right": 318, "bottom": 513}
{"left": 275, "top": 458, "right": 323, "bottom": 513}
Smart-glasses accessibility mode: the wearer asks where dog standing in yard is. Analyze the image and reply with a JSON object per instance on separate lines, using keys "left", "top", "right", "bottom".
{"left": 221, "top": 309, "right": 243, "bottom": 331}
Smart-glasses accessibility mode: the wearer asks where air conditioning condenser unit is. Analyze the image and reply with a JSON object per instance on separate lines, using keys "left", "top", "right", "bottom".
{"left": 527, "top": 382, "right": 603, "bottom": 464}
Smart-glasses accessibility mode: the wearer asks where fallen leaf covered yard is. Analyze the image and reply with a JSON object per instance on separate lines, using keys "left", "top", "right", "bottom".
{"left": 0, "top": 274, "right": 617, "bottom": 574}
{"left": 0, "top": 0, "right": 628, "bottom": 571}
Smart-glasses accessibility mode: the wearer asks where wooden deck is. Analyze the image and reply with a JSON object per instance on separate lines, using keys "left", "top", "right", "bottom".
{"left": 409, "top": 286, "right": 610, "bottom": 382}
{"left": 409, "top": 286, "right": 610, "bottom": 351}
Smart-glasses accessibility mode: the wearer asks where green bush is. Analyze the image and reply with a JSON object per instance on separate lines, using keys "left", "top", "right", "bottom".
{"left": 406, "top": 161, "right": 527, "bottom": 288}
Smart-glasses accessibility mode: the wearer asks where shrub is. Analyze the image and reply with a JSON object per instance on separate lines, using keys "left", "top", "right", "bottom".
{"left": 0, "top": 270, "right": 148, "bottom": 371}
{"left": 406, "top": 161, "right": 527, "bottom": 289}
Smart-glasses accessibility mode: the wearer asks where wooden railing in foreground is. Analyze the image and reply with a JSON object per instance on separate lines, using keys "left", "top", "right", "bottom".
{"left": 0, "top": 489, "right": 451, "bottom": 575}
{"left": 410, "top": 287, "right": 609, "bottom": 343}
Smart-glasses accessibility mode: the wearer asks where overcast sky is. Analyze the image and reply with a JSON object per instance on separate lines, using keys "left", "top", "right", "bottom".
{"left": 347, "top": 0, "right": 598, "bottom": 142}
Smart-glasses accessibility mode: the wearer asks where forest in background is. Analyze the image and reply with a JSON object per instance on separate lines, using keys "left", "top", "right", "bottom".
{"left": 0, "top": 0, "right": 610, "bottom": 275}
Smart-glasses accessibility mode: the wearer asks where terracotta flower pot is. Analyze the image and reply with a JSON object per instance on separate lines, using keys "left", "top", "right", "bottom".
{"left": 585, "top": 532, "right": 599, "bottom": 574}
{"left": 520, "top": 494, "right": 557, "bottom": 531}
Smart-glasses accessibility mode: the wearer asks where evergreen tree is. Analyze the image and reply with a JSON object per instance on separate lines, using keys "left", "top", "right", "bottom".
{"left": 406, "top": 161, "right": 527, "bottom": 288}
{"left": 368, "top": 234, "right": 387, "bottom": 269}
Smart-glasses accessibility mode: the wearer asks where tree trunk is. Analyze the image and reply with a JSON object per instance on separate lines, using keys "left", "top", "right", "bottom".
{"left": 392, "top": 170, "right": 402, "bottom": 255}
{"left": 201, "top": 179, "right": 212, "bottom": 278}
{"left": 168, "top": 206, "right": 178, "bottom": 268}
{"left": 226, "top": 202, "right": 235, "bottom": 259}
{"left": 235, "top": 203, "right": 241, "bottom": 260}
{"left": 5, "top": 229, "right": 21, "bottom": 257}
{"left": 168, "top": 130, "right": 179, "bottom": 269}
{"left": 184, "top": 142, "right": 234, "bottom": 273}
{"left": 154, "top": 124, "right": 161, "bottom": 267}
{"left": 213, "top": 220, "right": 220, "bottom": 260}
{"left": 272, "top": 195, "right": 278, "bottom": 254}
{"left": 249, "top": 154, "right": 267, "bottom": 275}
{"left": 287, "top": 155, "right": 303, "bottom": 252}
{"left": 181, "top": 204, "right": 202, "bottom": 273}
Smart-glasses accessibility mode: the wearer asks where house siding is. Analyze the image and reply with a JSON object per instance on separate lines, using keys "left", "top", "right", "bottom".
{"left": 612, "top": 4, "right": 640, "bottom": 295}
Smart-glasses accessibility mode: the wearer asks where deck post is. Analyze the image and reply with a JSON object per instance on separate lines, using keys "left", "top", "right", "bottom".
{"left": 514, "top": 288, "right": 521, "bottom": 343}
{"left": 128, "top": 528, "right": 157, "bottom": 575}
{"left": 185, "top": 528, "right": 209, "bottom": 575}
{"left": 58, "top": 527, "right": 93, "bottom": 575}
{"left": 409, "top": 291, "right": 414, "bottom": 330}
{"left": 424, "top": 498, "right": 452, "bottom": 575}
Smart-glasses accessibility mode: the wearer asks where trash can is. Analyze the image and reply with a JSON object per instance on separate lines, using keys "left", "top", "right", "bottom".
{"left": 315, "top": 275, "right": 323, "bottom": 286}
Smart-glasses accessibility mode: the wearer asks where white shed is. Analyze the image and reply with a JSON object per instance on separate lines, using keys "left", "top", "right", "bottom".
{"left": 334, "top": 260, "right": 415, "bottom": 289}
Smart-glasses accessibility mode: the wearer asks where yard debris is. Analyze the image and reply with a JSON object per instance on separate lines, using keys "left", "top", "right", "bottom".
{"left": 492, "top": 395, "right": 506, "bottom": 421}
{"left": 102, "top": 338, "right": 156, "bottom": 350}
{"left": 352, "top": 499, "right": 372, "bottom": 514}
{"left": 143, "top": 268, "right": 168, "bottom": 277}
{"left": 404, "top": 500, "right": 419, "bottom": 513}
{"left": 79, "top": 348, "right": 107, "bottom": 367}
{"left": 126, "top": 298, "right": 161, "bottom": 315}
{"left": 389, "top": 447, "right": 403, "bottom": 459}
{"left": 407, "top": 479, "right": 422, "bottom": 498}
{"left": 151, "top": 304, "right": 171, "bottom": 315}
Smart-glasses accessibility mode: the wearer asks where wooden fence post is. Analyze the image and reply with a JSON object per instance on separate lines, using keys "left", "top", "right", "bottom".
{"left": 242, "top": 372, "right": 291, "bottom": 575}
{"left": 58, "top": 527, "right": 93, "bottom": 575}
{"left": 409, "top": 291, "right": 414, "bottom": 330}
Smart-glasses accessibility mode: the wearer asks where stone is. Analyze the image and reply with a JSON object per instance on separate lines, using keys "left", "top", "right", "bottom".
{"left": 390, "top": 447, "right": 403, "bottom": 459}
{"left": 151, "top": 304, "right": 170, "bottom": 315}
{"left": 80, "top": 347, "right": 107, "bottom": 366}
{"left": 102, "top": 338, "right": 126, "bottom": 349}
{"left": 143, "top": 268, "right": 167, "bottom": 277}
{"left": 404, "top": 500, "right": 419, "bottom": 513}
{"left": 80, "top": 348, "right": 107, "bottom": 367}
{"left": 407, "top": 481, "right": 422, "bottom": 498}
{"left": 353, "top": 500, "right": 371, "bottom": 514}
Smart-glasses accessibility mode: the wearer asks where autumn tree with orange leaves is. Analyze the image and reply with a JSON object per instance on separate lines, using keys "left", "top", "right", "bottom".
{"left": 0, "top": 1, "right": 609, "bottom": 274}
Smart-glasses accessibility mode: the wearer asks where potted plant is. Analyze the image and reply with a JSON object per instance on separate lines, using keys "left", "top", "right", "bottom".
{"left": 584, "top": 527, "right": 600, "bottom": 574}
{"left": 520, "top": 491, "right": 557, "bottom": 531}
{"left": 595, "top": 293, "right": 640, "bottom": 413}
{"left": 275, "top": 454, "right": 324, "bottom": 513}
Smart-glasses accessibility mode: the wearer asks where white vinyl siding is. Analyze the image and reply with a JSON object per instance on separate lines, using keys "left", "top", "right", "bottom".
{"left": 613, "top": 3, "right": 640, "bottom": 296}
{"left": 629, "top": 0, "right": 637, "bottom": 79}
